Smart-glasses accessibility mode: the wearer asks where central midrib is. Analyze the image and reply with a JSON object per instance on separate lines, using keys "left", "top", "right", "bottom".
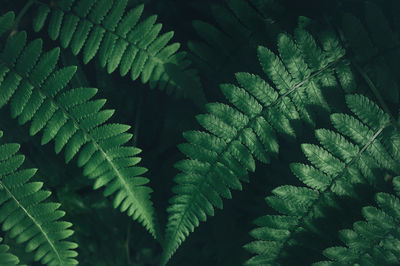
{"left": 0, "top": 179, "right": 64, "bottom": 265}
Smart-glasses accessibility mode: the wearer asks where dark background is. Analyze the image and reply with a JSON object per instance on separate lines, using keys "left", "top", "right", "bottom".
{"left": 0, "top": 0, "right": 398, "bottom": 265}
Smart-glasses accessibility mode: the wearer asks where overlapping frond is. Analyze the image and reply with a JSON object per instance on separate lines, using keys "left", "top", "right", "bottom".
{"left": 315, "top": 176, "right": 400, "bottom": 265}
{"left": 0, "top": 28, "right": 159, "bottom": 239}
{"left": 341, "top": 2, "right": 400, "bottom": 104}
{"left": 244, "top": 94, "right": 400, "bottom": 265}
{"left": 0, "top": 131, "right": 78, "bottom": 265}
{"left": 188, "top": 0, "right": 284, "bottom": 84}
{"left": 161, "top": 27, "right": 354, "bottom": 265}
{"left": 33, "top": 0, "right": 204, "bottom": 102}
{"left": 0, "top": 237, "right": 19, "bottom": 265}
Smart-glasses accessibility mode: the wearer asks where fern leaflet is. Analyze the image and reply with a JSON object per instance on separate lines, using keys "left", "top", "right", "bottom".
{"left": 0, "top": 11, "right": 14, "bottom": 37}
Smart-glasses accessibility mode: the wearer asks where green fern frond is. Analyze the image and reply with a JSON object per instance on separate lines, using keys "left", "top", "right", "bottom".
{"left": 0, "top": 237, "right": 19, "bottom": 265}
{"left": 0, "top": 130, "right": 78, "bottom": 265}
{"left": 314, "top": 176, "right": 400, "bottom": 265}
{"left": 33, "top": 0, "right": 204, "bottom": 102}
{"left": 0, "top": 30, "right": 159, "bottom": 239}
{"left": 244, "top": 94, "right": 400, "bottom": 265}
{"left": 161, "top": 27, "right": 353, "bottom": 265}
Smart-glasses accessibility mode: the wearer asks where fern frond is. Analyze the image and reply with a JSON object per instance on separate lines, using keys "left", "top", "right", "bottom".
{"left": 244, "top": 94, "right": 400, "bottom": 265}
{"left": 0, "top": 30, "right": 159, "bottom": 239}
{"left": 161, "top": 27, "right": 353, "bottom": 265}
{"left": 315, "top": 176, "right": 400, "bottom": 265}
{"left": 0, "top": 130, "right": 78, "bottom": 265}
{"left": 33, "top": 0, "right": 204, "bottom": 102}
{"left": 0, "top": 237, "right": 19, "bottom": 265}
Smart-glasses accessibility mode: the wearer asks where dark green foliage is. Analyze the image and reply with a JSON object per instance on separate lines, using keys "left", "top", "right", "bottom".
{"left": 0, "top": 238, "right": 19, "bottom": 265}
{"left": 188, "top": 0, "right": 285, "bottom": 91}
{"left": 316, "top": 177, "right": 400, "bottom": 265}
{"left": 33, "top": 0, "right": 204, "bottom": 102}
{"left": 161, "top": 26, "right": 354, "bottom": 264}
{"left": 0, "top": 0, "right": 400, "bottom": 265}
{"left": 0, "top": 12, "right": 14, "bottom": 37}
{"left": 340, "top": 1, "right": 400, "bottom": 104}
{"left": 245, "top": 94, "right": 400, "bottom": 265}
{"left": 0, "top": 16, "right": 158, "bottom": 240}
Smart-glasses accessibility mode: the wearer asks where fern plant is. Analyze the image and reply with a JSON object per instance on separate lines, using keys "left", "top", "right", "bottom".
{"left": 0, "top": 0, "right": 400, "bottom": 265}
{"left": 160, "top": 24, "right": 356, "bottom": 264}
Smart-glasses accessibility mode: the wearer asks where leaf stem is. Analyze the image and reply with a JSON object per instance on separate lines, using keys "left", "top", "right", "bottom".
{"left": 0, "top": 178, "right": 65, "bottom": 265}
{"left": 13, "top": 0, "right": 36, "bottom": 31}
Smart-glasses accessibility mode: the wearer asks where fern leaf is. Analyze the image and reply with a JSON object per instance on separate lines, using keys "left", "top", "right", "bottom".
{"left": 0, "top": 32, "right": 160, "bottom": 239}
{"left": 315, "top": 176, "right": 400, "bottom": 265}
{"left": 33, "top": 0, "right": 204, "bottom": 103}
{"left": 0, "top": 131, "right": 78, "bottom": 265}
{"left": 244, "top": 94, "right": 400, "bottom": 265}
{"left": 161, "top": 27, "right": 352, "bottom": 265}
